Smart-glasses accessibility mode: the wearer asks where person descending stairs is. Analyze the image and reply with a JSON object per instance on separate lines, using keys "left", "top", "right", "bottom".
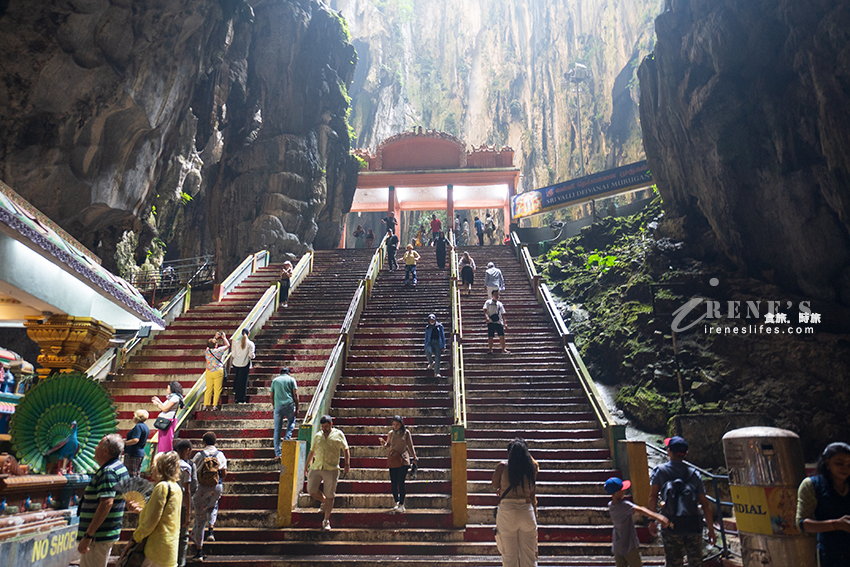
{"left": 457, "top": 245, "right": 665, "bottom": 566}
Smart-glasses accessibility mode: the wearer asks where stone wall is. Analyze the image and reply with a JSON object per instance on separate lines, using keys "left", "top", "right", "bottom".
{"left": 639, "top": 0, "right": 850, "bottom": 306}
{"left": 0, "top": 0, "right": 359, "bottom": 277}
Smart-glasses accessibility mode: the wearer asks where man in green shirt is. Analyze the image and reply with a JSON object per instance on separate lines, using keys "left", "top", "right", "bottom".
{"left": 304, "top": 415, "right": 350, "bottom": 531}
{"left": 271, "top": 366, "right": 299, "bottom": 458}
{"left": 77, "top": 434, "right": 129, "bottom": 567}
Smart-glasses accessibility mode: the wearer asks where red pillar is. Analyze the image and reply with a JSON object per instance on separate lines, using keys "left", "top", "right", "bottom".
{"left": 447, "top": 184, "right": 454, "bottom": 234}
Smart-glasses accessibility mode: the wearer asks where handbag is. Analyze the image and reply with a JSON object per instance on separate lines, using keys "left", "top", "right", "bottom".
{"left": 388, "top": 450, "right": 403, "bottom": 469}
{"left": 115, "top": 537, "right": 146, "bottom": 567}
{"left": 210, "top": 349, "right": 228, "bottom": 379}
{"left": 153, "top": 416, "right": 172, "bottom": 431}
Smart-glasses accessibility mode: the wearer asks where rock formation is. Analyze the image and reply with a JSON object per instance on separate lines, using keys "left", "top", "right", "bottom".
{"left": 330, "top": 0, "right": 662, "bottom": 198}
{"left": 640, "top": 0, "right": 850, "bottom": 306}
{"left": 0, "top": 0, "right": 358, "bottom": 276}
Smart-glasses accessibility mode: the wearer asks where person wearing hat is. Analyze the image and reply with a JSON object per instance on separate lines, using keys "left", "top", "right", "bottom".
{"left": 403, "top": 244, "right": 421, "bottom": 286}
{"left": 647, "top": 436, "right": 716, "bottom": 567}
{"left": 424, "top": 313, "right": 446, "bottom": 377}
{"left": 605, "top": 477, "right": 669, "bottom": 567}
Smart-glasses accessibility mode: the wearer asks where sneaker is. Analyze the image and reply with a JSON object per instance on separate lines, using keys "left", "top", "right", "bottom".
{"left": 397, "top": 504, "right": 406, "bottom": 513}
{"left": 192, "top": 549, "right": 204, "bottom": 561}
{"left": 390, "top": 503, "right": 400, "bottom": 513}
{"left": 434, "top": 373, "right": 442, "bottom": 378}
{"left": 206, "top": 527, "right": 215, "bottom": 542}
{"left": 322, "top": 519, "right": 331, "bottom": 531}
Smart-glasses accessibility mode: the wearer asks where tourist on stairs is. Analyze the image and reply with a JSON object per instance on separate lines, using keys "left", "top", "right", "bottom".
{"left": 483, "top": 289, "right": 510, "bottom": 355}
{"left": 123, "top": 451, "right": 182, "bottom": 567}
{"left": 386, "top": 229, "right": 400, "bottom": 272}
{"left": 454, "top": 214, "right": 461, "bottom": 242}
{"left": 381, "top": 211, "right": 398, "bottom": 235}
{"left": 459, "top": 251, "right": 476, "bottom": 295}
{"left": 424, "top": 314, "right": 446, "bottom": 378}
{"left": 191, "top": 432, "right": 227, "bottom": 559}
{"left": 202, "top": 333, "right": 229, "bottom": 411}
{"left": 366, "top": 228, "right": 375, "bottom": 248}
{"left": 123, "top": 409, "right": 150, "bottom": 478}
{"left": 279, "top": 260, "right": 294, "bottom": 307}
{"left": 796, "top": 442, "right": 850, "bottom": 567}
{"left": 403, "top": 244, "right": 420, "bottom": 287}
{"left": 353, "top": 224, "right": 365, "bottom": 248}
{"left": 304, "top": 415, "right": 351, "bottom": 531}
{"left": 175, "top": 440, "right": 197, "bottom": 567}
{"left": 474, "top": 216, "right": 485, "bottom": 246}
{"left": 379, "top": 415, "right": 418, "bottom": 514}
{"left": 647, "top": 436, "right": 715, "bottom": 567}
{"left": 271, "top": 366, "right": 299, "bottom": 459}
{"left": 152, "top": 381, "right": 184, "bottom": 452}
{"left": 429, "top": 214, "right": 442, "bottom": 244}
{"left": 485, "top": 212, "right": 498, "bottom": 245}
{"left": 492, "top": 438, "right": 539, "bottom": 567}
{"left": 230, "top": 329, "right": 255, "bottom": 405}
{"left": 605, "top": 476, "right": 669, "bottom": 567}
{"left": 484, "top": 262, "right": 505, "bottom": 297}
{"left": 77, "top": 435, "right": 129, "bottom": 567}
{"left": 434, "top": 231, "right": 452, "bottom": 270}
{"left": 462, "top": 218, "right": 471, "bottom": 245}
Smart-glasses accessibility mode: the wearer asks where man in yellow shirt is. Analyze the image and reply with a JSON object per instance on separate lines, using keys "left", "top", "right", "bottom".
{"left": 304, "top": 415, "right": 350, "bottom": 531}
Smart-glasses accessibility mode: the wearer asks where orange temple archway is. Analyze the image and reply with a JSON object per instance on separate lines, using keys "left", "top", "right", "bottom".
{"left": 345, "top": 129, "right": 520, "bottom": 247}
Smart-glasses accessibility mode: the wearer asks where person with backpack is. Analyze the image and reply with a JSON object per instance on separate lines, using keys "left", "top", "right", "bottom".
{"left": 492, "top": 438, "right": 538, "bottom": 567}
{"left": 191, "top": 431, "right": 227, "bottom": 560}
{"left": 605, "top": 477, "right": 669, "bottom": 567}
{"left": 474, "top": 216, "right": 485, "bottom": 246}
{"left": 485, "top": 213, "right": 497, "bottom": 244}
{"left": 175, "top": 440, "right": 196, "bottom": 567}
{"left": 795, "top": 442, "right": 850, "bottom": 567}
{"left": 647, "top": 436, "right": 716, "bottom": 567}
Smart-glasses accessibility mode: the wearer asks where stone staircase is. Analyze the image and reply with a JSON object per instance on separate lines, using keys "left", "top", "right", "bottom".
{"left": 457, "top": 245, "right": 664, "bottom": 565}
{"left": 108, "top": 249, "right": 374, "bottom": 557}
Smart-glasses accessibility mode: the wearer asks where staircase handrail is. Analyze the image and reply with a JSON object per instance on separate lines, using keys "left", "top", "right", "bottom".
{"left": 540, "top": 283, "right": 570, "bottom": 338}
{"left": 288, "top": 250, "right": 313, "bottom": 293}
{"left": 213, "top": 250, "right": 269, "bottom": 301}
{"left": 86, "top": 285, "right": 193, "bottom": 381}
{"left": 299, "top": 241, "right": 387, "bottom": 452}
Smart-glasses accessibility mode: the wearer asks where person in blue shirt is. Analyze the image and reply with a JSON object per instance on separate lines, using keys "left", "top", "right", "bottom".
{"left": 423, "top": 314, "right": 446, "bottom": 377}
{"left": 474, "top": 216, "right": 485, "bottom": 246}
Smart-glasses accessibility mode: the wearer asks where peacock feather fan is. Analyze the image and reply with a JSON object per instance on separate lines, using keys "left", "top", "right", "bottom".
{"left": 10, "top": 372, "right": 118, "bottom": 474}
{"left": 115, "top": 476, "right": 154, "bottom": 511}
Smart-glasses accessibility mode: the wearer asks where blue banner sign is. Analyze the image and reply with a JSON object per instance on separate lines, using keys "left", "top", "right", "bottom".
{"left": 511, "top": 161, "right": 653, "bottom": 219}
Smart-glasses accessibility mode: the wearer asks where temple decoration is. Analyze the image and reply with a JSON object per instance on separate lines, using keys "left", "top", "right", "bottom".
{"left": 24, "top": 316, "right": 114, "bottom": 378}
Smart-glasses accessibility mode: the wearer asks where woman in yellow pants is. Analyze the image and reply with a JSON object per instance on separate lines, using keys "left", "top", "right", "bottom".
{"left": 203, "top": 332, "right": 230, "bottom": 411}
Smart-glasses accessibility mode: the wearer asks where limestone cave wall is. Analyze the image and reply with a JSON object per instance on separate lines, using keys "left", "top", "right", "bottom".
{"left": 0, "top": 0, "right": 359, "bottom": 277}
{"left": 329, "top": 0, "right": 663, "bottom": 207}
{"left": 639, "top": 0, "right": 850, "bottom": 306}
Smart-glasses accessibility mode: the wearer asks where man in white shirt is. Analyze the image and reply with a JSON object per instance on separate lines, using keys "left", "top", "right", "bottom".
{"left": 483, "top": 289, "right": 510, "bottom": 354}
{"left": 484, "top": 262, "right": 505, "bottom": 297}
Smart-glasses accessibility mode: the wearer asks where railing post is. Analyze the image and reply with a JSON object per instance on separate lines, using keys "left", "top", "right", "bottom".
{"left": 452, "top": 440, "right": 467, "bottom": 528}
{"left": 277, "top": 439, "right": 306, "bottom": 527}
{"left": 252, "top": 254, "right": 258, "bottom": 274}
{"left": 618, "top": 440, "right": 651, "bottom": 508}
{"left": 274, "top": 282, "right": 281, "bottom": 311}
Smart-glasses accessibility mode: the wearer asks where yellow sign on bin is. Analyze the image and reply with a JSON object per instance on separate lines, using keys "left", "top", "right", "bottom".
{"left": 730, "top": 485, "right": 800, "bottom": 536}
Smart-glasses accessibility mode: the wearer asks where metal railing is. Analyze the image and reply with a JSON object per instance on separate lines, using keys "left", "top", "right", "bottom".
{"left": 298, "top": 240, "right": 385, "bottom": 452}
{"left": 86, "top": 284, "right": 192, "bottom": 382}
{"left": 509, "top": 231, "right": 625, "bottom": 462}
{"left": 213, "top": 250, "right": 270, "bottom": 301}
{"left": 448, "top": 231, "right": 467, "bottom": 435}
{"left": 646, "top": 442, "right": 734, "bottom": 559}
{"left": 142, "top": 249, "right": 309, "bottom": 463}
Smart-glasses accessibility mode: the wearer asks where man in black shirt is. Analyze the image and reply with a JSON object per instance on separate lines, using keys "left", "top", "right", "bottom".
{"left": 385, "top": 229, "right": 400, "bottom": 271}
{"left": 382, "top": 211, "right": 398, "bottom": 234}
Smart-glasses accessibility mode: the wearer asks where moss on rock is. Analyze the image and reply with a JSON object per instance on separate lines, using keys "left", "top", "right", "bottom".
{"left": 616, "top": 386, "right": 669, "bottom": 433}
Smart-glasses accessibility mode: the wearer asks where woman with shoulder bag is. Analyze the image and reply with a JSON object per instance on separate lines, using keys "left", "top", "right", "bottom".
{"left": 119, "top": 452, "right": 183, "bottom": 567}
{"left": 379, "top": 415, "right": 418, "bottom": 513}
{"left": 230, "top": 329, "right": 255, "bottom": 404}
{"left": 151, "top": 382, "right": 184, "bottom": 453}
{"left": 492, "top": 438, "right": 539, "bottom": 567}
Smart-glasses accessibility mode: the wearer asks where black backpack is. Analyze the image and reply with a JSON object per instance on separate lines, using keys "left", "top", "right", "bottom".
{"left": 661, "top": 468, "right": 703, "bottom": 533}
